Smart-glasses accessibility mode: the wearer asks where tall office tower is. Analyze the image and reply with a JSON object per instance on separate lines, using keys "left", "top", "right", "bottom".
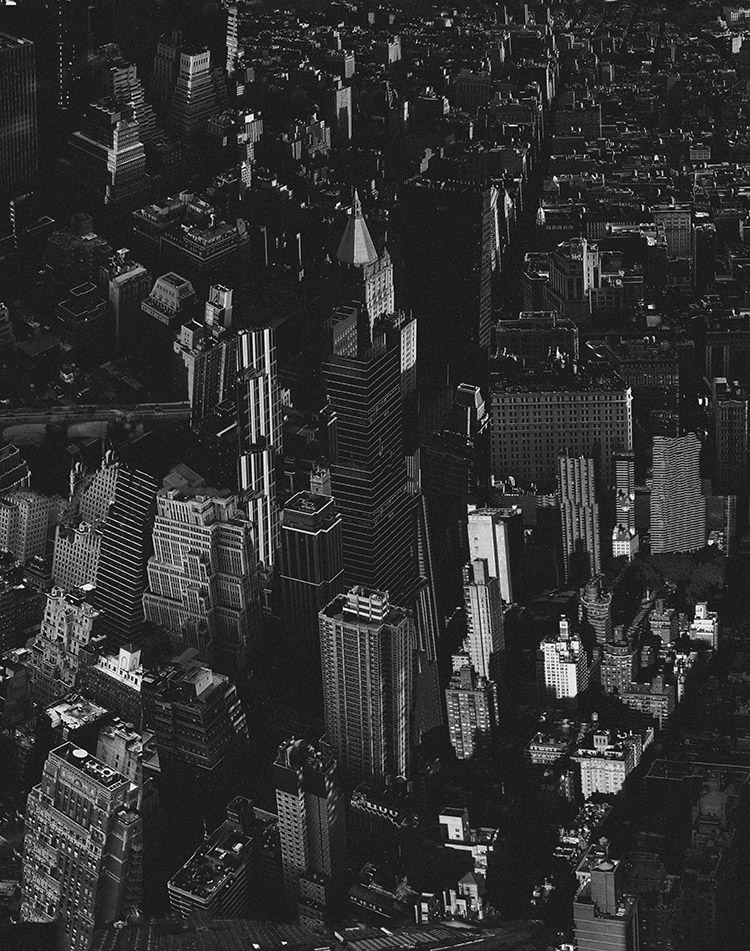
{"left": 65, "top": 99, "right": 150, "bottom": 206}
{"left": 490, "top": 361, "right": 633, "bottom": 489}
{"left": 653, "top": 202, "right": 692, "bottom": 260}
{"left": 101, "top": 58, "right": 158, "bottom": 144}
{"left": 0, "top": 490, "right": 50, "bottom": 562}
{"left": 543, "top": 238, "right": 602, "bottom": 326}
{"left": 94, "top": 463, "right": 157, "bottom": 646}
{"left": 279, "top": 492, "right": 344, "bottom": 660}
{"left": 274, "top": 737, "right": 347, "bottom": 912}
{"left": 395, "top": 175, "right": 493, "bottom": 383}
{"left": 536, "top": 616, "right": 590, "bottom": 704}
{"left": 0, "top": 444, "right": 31, "bottom": 493}
{"left": 467, "top": 507, "right": 524, "bottom": 604}
{"left": 143, "top": 485, "right": 262, "bottom": 676}
{"left": 236, "top": 326, "right": 282, "bottom": 579}
{"left": 574, "top": 856, "right": 640, "bottom": 951}
{"left": 142, "top": 654, "right": 248, "bottom": 770}
{"left": 463, "top": 559, "right": 504, "bottom": 681}
{"left": 322, "top": 330, "right": 416, "bottom": 601}
{"left": 53, "top": 521, "right": 102, "bottom": 589}
{"left": 579, "top": 578, "right": 613, "bottom": 647}
{"left": 21, "top": 743, "right": 141, "bottom": 951}
{"left": 226, "top": 4, "right": 239, "bottom": 75}
{"left": 0, "top": 35, "right": 37, "bottom": 210}
{"left": 319, "top": 587, "right": 414, "bottom": 784}
{"left": 712, "top": 378, "right": 748, "bottom": 497}
{"left": 692, "top": 221, "right": 716, "bottom": 291}
{"left": 104, "top": 249, "right": 151, "bottom": 351}
{"left": 28, "top": 587, "right": 100, "bottom": 706}
{"left": 612, "top": 450, "right": 638, "bottom": 559}
{"left": 336, "top": 191, "right": 395, "bottom": 333}
{"left": 558, "top": 454, "right": 601, "bottom": 585}
{"left": 174, "top": 284, "right": 237, "bottom": 429}
{"left": 650, "top": 435, "right": 706, "bottom": 554}
{"left": 152, "top": 31, "right": 183, "bottom": 118}
{"left": 78, "top": 642, "right": 144, "bottom": 728}
{"left": 445, "top": 663, "right": 499, "bottom": 761}
{"left": 330, "top": 79, "right": 352, "bottom": 142}
{"left": 167, "top": 47, "right": 223, "bottom": 142}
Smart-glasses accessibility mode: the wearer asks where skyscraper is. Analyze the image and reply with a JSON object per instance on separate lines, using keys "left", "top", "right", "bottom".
{"left": 612, "top": 450, "right": 638, "bottom": 559}
{"left": 92, "top": 460, "right": 157, "bottom": 646}
{"left": 650, "top": 435, "right": 706, "bottom": 553}
{"left": 236, "top": 326, "right": 283, "bottom": 584}
{"left": 537, "top": 617, "right": 589, "bottom": 704}
{"left": 558, "top": 453, "right": 601, "bottom": 585}
{"left": 21, "top": 743, "right": 142, "bottom": 951}
{"left": 274, "top": 737, "right": 347, "bottom": 913}
{"left": 579, "top": 577, "right": 613, "bottom": 647}
{"left": 167, "top": 47, "right": 224, "bottom": 142}
{"left": 279, "top": 492, "right": 344, "bottom": 660}
{"left": 0, "top": 34, "right": 38, "bottom": 208}
{"left": 463, "top": 559, "right": 504, "bottom": 681}
{"left": 323, "top": 329, "right": 415, "bottom": 601}
{"left": 467, "top": 507, "right": 524, "bottom": 604}
{"left": 0, "top": 489, "right": 50, "bottom": 562}
{"left": 445, "top": 662, "right": 499, "bottom": 761}
{"left": 226, "top": 5, "right": 240, "bottom": 75}
{"left": 319, "top": 587, "right": 414, "bottom": 784}
{"left": 143, "top": 484, "right": 262, "bottom": 675}
{"left": 712, "top": 378, "right": 748, "bottom": 497}
{"left": 65, "top": 98, "right": 150, "bottom": 206}
{"left": 395, "top": 175, "right": 493, "bottom": 383}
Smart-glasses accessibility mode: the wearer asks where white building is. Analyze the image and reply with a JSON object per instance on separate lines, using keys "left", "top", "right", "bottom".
{"left": 537, "top": 617, "right": 589, "bottom": 702}
{"left": 467, "top": 507, "right": 523, "bottom": 603}
{"left": 689, "top": 602, "right": 719, "bottom": 650}
{"left": 463, "top": 559, "right": 504, "bottom": 680}
{"left": 0, "top": 490, "right": 50, "bottom": 562}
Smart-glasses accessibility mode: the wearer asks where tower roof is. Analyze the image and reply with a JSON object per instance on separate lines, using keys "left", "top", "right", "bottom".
{"left": 337, "top": 190, "right": 378, "bottom": 266}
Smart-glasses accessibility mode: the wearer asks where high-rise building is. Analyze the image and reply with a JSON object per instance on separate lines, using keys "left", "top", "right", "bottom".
{"left": 64, "top": 98, "right": 150, "bottom": 206}
{"left": 490, "top": 361, "right": 632, "bottom": 490}
{"left": 21, "top": 743, "right": 141, "bottom": 951}
{"left": 572, "top": 730, "right": 647, "bottom": 799}
{"left": 579, "top": 577, "right": 613, "bottom": 646}
{"left": 103, "top": 249, "right": 151, "bottom": 352}
{"left": 319, "top": 587, "right": 414, "bottom": 784}
{"left": 52, "top": 520, "right": 102, "bottom": 590}
{"left": 167, "top": 47, "right": 224, "bottom": 142}
{"left": 0, "top": 490, "right": 50, "bottom": 562}
{"left": 79, "top": 641, "right": 144, "bottom": 728}
{"left": 650, "top": 435, "right": 706, "bottom": 553}
{"left": 445, "top": 663, "right": 499, "bottom": 761}
{"left": 712, "top": 377, "right": 748, "bottom": 497}
{"left": 574, "top": 856, "right": 640, "bottom": 951}
{"left": 143, "top": 484, "right": 262, "bottom": 675}
{"left": 226, "top": 5, "right": 240, "bottom": 75}
{"left": 467, "top": 507, "right": 524, "bottom": 604}
{"left": 395, "top": 175, "right": 493, "bottom": 382}
{"left": 537, "top": 617, "right": 589, "bottom": 704}
{"left": 29, "top": 586, "right": 100, "bottom": 706}
{"left": 141, "top": 654, "right": 248, "bottom": 771}
{"left": 612, "top": 450, "right": 638, "bottom": 559}
{"left": 463, "top": 559, "right": 504, "bottom": 681}
{"left": 558, "top": 454, "right": 601, "bottom": 584}
{"left": 0, "top": 444, "right": 31, "bottom": 493}
{"left": 174, "top": 284, "right": 237, "bottom": 430}
{"left": 93, "top": 462, "right": 157, "bottom": 646}
{"left": 279, "top": 492, "right": 344, "bottom": 660}
{"left": 101, "top": 57, "right": 158, "bottom": 144}
{"left": 600, "top": 632, "right": 638, "bottom": 696}
{"left": 323, "top": 330, "right": 415, "bottom": 601}
{"left": 152, "top": 31, "right": 183, "bottom": 118}
{"left": 274, "top": 737, "right": 347, "bottom": 913}
{"left": 236, "top": 326, "right": 283, "bottom": 581}
{"left": 0, "top": 34, "right": 37, "bottom": 208}
{"left": 653, "top": 202, "right": 692, "bottom": 261}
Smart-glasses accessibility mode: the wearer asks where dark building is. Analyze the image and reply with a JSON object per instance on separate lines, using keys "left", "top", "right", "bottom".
{"left": 0, "top": 34, "right": 38, "bottom": 214}
{"left": 94, "top": 464, "right": 157, "bottom": 647}
{"left": 141, "top": 652, "right": 248, "bottom": 771}
{"left": 395, "top": 176, "right": 493, "bottom": 384}
{"left": 280, "top": 492, "right": 344, "bottom": 662}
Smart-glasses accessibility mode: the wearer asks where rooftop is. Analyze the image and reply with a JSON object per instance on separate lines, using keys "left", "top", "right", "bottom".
{"left": 52, "top": 742, "right": 127, "bottom": 789}
{"left": 169, "top": 818, "right": 251, "bottom": 899}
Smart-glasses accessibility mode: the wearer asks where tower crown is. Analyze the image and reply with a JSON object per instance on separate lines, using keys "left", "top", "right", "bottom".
{"left": 337, "top": 190, "right": 378, "bottom": 266}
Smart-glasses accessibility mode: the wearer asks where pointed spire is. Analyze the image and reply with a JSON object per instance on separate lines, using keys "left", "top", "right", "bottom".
{"left": 336, "top": 189, "right": 378, "bottom": 266}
